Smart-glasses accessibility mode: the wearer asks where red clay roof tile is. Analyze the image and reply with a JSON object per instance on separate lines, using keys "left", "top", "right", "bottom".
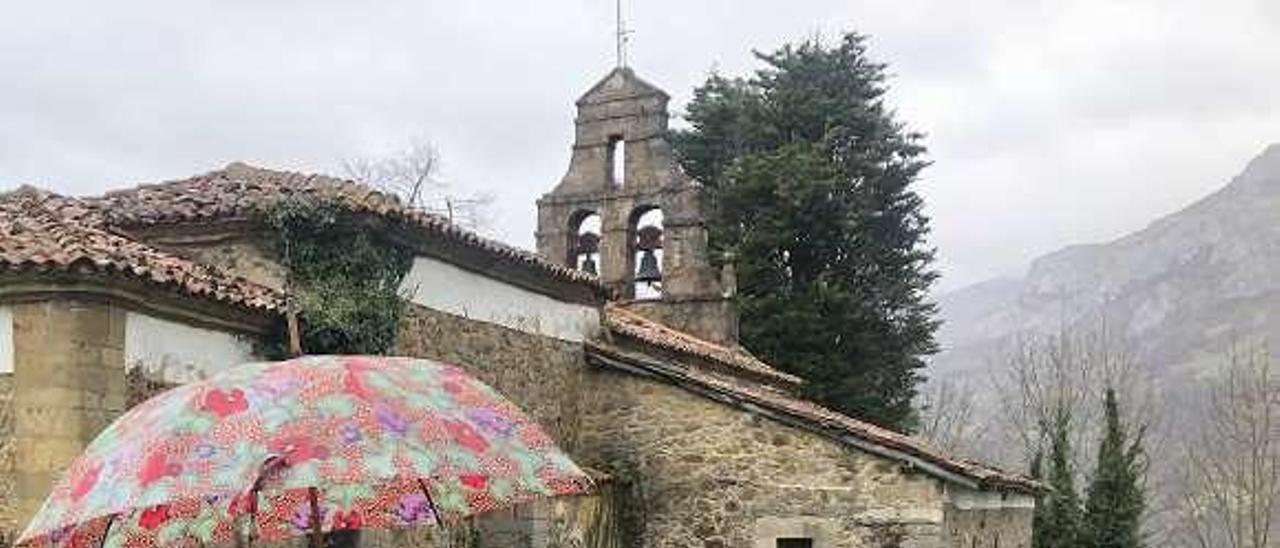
{"left": 0, "top": 186, "right": 282, "bottom": 313}
{"left": 603, "top": 304, "right": 803, "bottom": 387}
{"left": 94, "top": 162, "right": 603, "bottom": 291}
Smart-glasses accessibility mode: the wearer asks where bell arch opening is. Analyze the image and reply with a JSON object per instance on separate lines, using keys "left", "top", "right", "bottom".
{"left": 608, "top": 135, "right": 626, "bottom": 188}
{"left": 630, "top": 206, "right": 664, "bottom": 300}
{"left": 568, "top": 211, "right": 602, "bottom": 276}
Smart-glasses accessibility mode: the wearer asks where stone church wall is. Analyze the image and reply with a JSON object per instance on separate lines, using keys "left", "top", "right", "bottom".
{"left": 394, "top": 303, "right": 591, "bottom": 453}
{"left": 0, "top": 307, "right": 10, "bottom": 541}
{"left": 149, "top": 235, "right": 288, "bottom": 292}
{"left": 394, "top": 304, "right": 612, "bottom": 548}
{"left": 577, "top": 369, "right": 948, "bottom": 548}
{"left": 8, "top": 299, "right": 128, "bottom": 526}
{"left": 0, "top": 374, "right": 13, "bottom": 544}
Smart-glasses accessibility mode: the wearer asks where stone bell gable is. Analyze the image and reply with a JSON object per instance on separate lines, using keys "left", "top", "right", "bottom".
{"left": 536, "top": 68, "right": 738, "bottom": 345}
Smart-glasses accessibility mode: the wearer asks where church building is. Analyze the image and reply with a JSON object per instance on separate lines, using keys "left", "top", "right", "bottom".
{"left": 0, "top": 67, "right": 1037, "bottom": 548}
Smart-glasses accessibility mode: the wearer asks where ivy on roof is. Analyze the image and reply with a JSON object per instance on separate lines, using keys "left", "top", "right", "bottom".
{"left": 263, "top": 196, "right": 413, "bottom": 356}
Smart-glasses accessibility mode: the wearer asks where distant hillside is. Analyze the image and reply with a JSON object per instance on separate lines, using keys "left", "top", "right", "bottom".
{"left": 934, "top": 144, "right": 1280, "bottom": 387}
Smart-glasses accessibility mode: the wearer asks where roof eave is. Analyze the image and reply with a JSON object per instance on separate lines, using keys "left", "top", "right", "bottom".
{"left": 0, "top": 269, "right": 280, "bottom": 336}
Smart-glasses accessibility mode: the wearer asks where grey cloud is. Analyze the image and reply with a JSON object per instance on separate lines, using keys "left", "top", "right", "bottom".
{"left": 1, "top": 0, "right": 1277, "bottom": 294}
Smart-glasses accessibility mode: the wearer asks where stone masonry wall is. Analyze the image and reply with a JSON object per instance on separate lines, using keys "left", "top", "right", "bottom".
{"left": 394, "top": 304, "right": 617, "bottom": 548}
{"left": 0, "top": 375, "right": 14, "bottom": 544}
{"left": 10, "top": 300, "right": 127, "bottom": 526}
{"left": 577, "top": 368, "right": 948, "bottom": 548}
{"left": 394, "top": 303, "right": 589, "bottom": 453}
{"left": 155, "top": 236, "right": 287, "bottom": 291}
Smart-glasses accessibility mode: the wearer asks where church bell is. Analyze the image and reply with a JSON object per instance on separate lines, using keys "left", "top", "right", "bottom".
{"left": 635, "top": 249, "right": 662, "bottom": 283}
{"left": 634, "top": 224, "right": 664, "bottom": 284}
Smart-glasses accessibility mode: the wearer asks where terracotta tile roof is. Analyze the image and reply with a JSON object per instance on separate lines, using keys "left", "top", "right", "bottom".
{"left": 586, "top": 341, "right": 1041, "bottom": 493}
{"left": 0, "top": 186, "right": 282, "bottom": 313}
{"left": 602, "top": 304, "right": 802, "bottom": 388}
{"left": 94, "top": 162, "right": 604, "bottom": 291}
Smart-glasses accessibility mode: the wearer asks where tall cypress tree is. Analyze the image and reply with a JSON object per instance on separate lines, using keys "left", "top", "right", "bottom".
{"left": 672, "top": 33, "right": 937, "bottom": 431}
{"left": 1082, "top": 388, "right": 1145, "bottom": 548}
{"left": 1036, "top": 407, "right": 1082, "bottom": 548}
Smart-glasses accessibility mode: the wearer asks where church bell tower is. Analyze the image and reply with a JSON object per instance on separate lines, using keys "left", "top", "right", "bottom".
{"left": 535, "top": 67, "right": 738, "bottom": 345}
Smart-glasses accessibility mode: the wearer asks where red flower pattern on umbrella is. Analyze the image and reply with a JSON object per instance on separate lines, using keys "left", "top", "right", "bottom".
{"left": 68, "top": 465, "right": 99, "bottom": 502}
{"left": 200, "top": 388, "right": 248, "bottom": 418}
{"left": 268, "top": 435, "right": 330, "bottom": 466}
{"left": 332, "top": 510, "right": 362, "bottom": 530}
{"left": 459, "top": 474, "right": 488, "bottom": 491}
{"left": 138, "top": 505, "right": 170, "bottom": 531}
{"left": 444, "top": 420, "right": 489, "bottom": 454}
{"left": 137, "top": 449, "right": 182, "bottom": 487}
{"left": 17, "top": 356, "right": 593, "bottom": 548}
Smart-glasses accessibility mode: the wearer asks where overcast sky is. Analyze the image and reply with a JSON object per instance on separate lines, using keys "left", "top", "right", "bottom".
{"left": 2, "top": 0, "right": 1277, "bottom": 292}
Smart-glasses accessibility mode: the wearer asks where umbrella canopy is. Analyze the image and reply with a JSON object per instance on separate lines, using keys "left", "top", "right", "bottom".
{"left": 18, "top": 355, "right": 593, "bottom": 548}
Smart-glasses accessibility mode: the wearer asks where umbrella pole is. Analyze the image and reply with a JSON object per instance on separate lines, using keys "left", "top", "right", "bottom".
{"left": 99, "top": 513, "right": 116, "bottom": 548}
{"left": 246, "top": 489, "right": 260, "bottom": 548}
{"left": 247, "top": 456, "right": 280, "bottom": 548}
{"left": 416, "top": 479, "right": 445, "bottom": 528}
{"left": 308, "top": 487, "right": 323, "bottom": 548}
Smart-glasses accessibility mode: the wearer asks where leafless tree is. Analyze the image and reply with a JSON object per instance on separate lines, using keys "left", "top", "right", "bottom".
{"left": 918, "top": 378, "right": 988, "bottom": 457}
{"left": 342, "top": 139, "right": 494, "bottom": 232}
{"left": 986, "top": 317, "right": 1158, "bottom": 472}
{"left": 1176, "top": 344, "right": 1279, "bottom": 548}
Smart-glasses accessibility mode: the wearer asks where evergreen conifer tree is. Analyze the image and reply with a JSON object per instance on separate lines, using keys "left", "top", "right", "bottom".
{"left": 1082, "top": 388, "right": 1145, "bottom": 548}
{"left": 1037, "top": 407, "right": 1082, "bottom": 548}
{"left": 672, "top": 33, "right": 937, "bottom": 430}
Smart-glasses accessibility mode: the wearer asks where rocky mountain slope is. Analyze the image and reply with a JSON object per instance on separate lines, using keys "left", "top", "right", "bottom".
{"left": 933, "top": 144, "right": 1280, "bottom": 385}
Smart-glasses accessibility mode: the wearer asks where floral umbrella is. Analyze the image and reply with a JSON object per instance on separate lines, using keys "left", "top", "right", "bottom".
{"left": 17, "top": 355, "right": 593, "bottom": 548}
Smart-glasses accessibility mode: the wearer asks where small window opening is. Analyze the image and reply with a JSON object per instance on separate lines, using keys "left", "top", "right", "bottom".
{"left": 570, "top": 212, "right": 602, "bottom": 275}
{"left": 777, "top": 539, "right": 814, "bottom": 548}
{"left": 632, "top": 208, "right": 663, "bottom": 299}
{"left": 609, "top": 135, "right": 625, "bottom": 187}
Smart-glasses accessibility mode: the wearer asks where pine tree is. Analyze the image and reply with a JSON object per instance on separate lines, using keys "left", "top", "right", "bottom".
{"left": 1036, "top": 407, "right": 1082, "bottom": 548}
{"left": 671, "top": 33, "right": 937, "bottom": 431}
{"left": 1082, "top": 388, "right": 1145, "bottom": 548}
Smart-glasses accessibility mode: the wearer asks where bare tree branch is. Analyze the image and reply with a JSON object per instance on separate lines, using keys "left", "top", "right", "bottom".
{"left": 342, "top": 139, "right": 494, "bottom": 232}
{"left": 986, "top": 317, "right": 1157, "bottom": 479}
{"left": 1175, "top": 343, "right": 1279, "bottom": 548}
{"left": 918, "top": 378, "right": 988, "bottom": 456}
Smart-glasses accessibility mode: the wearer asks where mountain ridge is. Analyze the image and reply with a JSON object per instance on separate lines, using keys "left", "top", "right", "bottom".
{"left": 933, "top": 143, "right": 1280, "bottom": 381}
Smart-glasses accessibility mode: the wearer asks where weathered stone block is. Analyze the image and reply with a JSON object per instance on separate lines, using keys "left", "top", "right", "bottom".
{"left": 10, "top": 299, "right": 126, "bottom": 527}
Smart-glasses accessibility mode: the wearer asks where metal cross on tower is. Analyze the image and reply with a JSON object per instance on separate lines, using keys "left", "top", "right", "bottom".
{"left": 615, "top": 0, "right": 633, "bottom": 67}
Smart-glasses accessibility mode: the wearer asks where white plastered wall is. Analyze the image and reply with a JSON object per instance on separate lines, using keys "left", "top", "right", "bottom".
{"left": 398, "top": 255, "right": 600, "bottom": 343}
{"left": 124, "top": 312, "right": 258, "bottom": 383}
{"left": 0, "top": 305, "right": 12, "bottom": 374}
